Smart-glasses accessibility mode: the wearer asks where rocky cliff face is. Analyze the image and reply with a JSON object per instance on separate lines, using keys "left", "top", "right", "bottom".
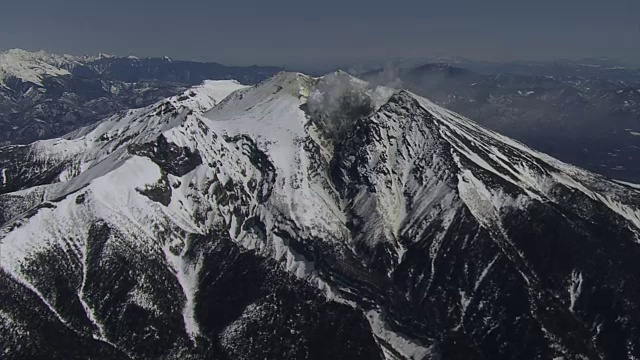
{"left": 1, "top": 72, "right": 640, "bottom": 359}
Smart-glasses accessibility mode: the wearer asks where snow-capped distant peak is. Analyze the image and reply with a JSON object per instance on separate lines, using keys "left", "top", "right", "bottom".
{"left": 0, "top": 48, "right": 72, "bottom": 86}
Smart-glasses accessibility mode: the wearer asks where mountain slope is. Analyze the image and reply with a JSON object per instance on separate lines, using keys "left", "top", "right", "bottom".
{"left": 1, "top": 72, "right": 640, "bottom": 359}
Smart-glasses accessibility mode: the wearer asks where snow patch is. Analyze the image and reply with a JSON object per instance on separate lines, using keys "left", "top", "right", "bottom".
{"left": 568, "top": 270, "right": 583, "bottom": 313}
{"left": 162, "top": 242, "right": 204, "bottom": 341}
{"left": 366, "top": 310, "right": 434, "bottom": 360}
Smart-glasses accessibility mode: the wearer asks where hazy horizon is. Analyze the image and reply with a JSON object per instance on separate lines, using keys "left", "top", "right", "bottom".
{"left": 3, "top": 45, "right": 639, "bottom": 71}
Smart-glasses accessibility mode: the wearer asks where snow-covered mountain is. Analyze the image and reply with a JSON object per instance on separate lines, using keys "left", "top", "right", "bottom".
{"left": 0, "top": 49, "right": 77, "bottom": 86}
{"left": 361, "top": 63, "right": 640, "bottom": 183}
{"left": 0, "top": 49, "right": 282, "bottom": 145}
{"left": 2, "top": 72, "right": 640, "bottom": 359}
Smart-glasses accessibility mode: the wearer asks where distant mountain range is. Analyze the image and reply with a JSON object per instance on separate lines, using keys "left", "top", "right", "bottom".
{"left": 360, "top": 61, "right": 640, "bottom": 182}
{"left": 462, "top": 58, "right": 640, "bottom": 84}
{"left": 2, "top": 48, "right": 640, "bottom": 183}
{"left": 0, "top": 49, "right": 282, "bottom": 145}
